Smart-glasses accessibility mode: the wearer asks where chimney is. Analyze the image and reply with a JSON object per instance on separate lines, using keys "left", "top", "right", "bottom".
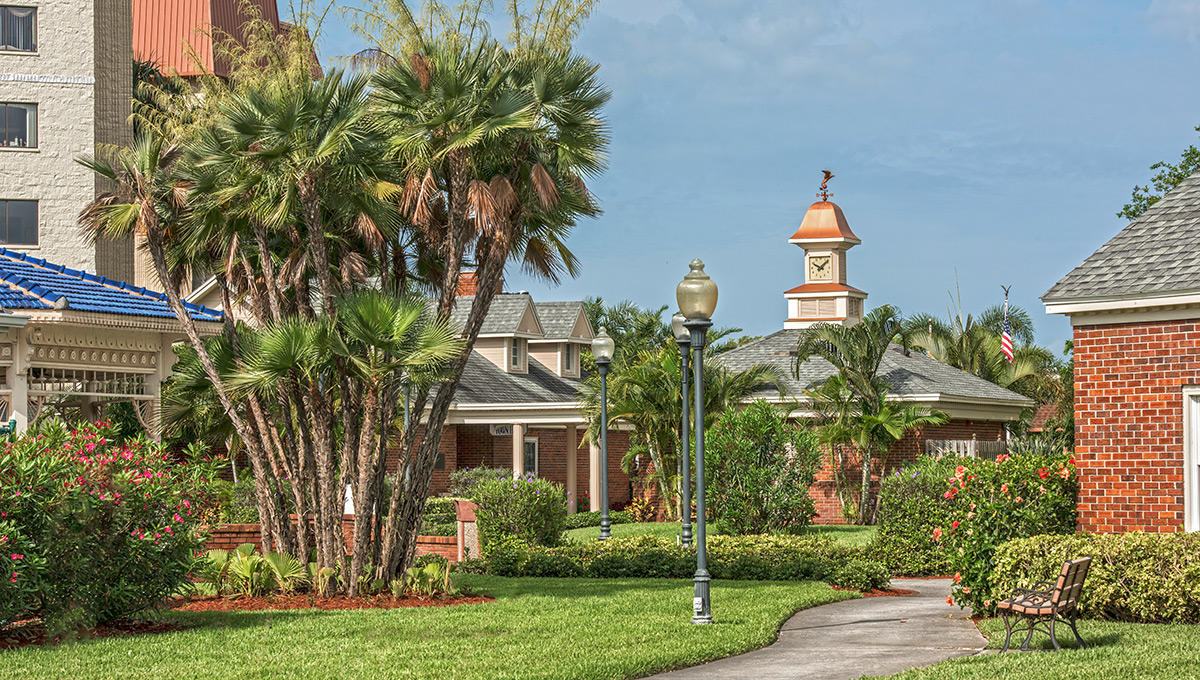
{"left": 456, "top": 271, "right": 479, "bottom": 297}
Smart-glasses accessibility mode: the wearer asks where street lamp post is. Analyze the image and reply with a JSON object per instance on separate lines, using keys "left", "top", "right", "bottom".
{"left": 671, "top": 312, "right": 693, "bottom": 547}
{"left": 676, "top": 258, "right": 718, "bottom": 625}
{"left": 591, "top": 327, "right": 616, "bottom": 540}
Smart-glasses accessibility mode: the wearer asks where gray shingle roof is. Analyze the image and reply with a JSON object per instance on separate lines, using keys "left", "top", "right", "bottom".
{"left": 716, "top": 328, "right": 1032, "bottom": 405}
{"left": 448, "top": 293, "right": 537, "bottom": 335}
{"left": 534, "top": 301, "right": 588, "bottom": 339}
{"left": 1043, "top": 171, "right": 1200, "bottom": 302}
{"left": 452, "top": 351, "right": 582, "bottom": 404}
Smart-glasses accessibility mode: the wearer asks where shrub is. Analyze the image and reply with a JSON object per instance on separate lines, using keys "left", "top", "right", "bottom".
{"left": 447, "top": 467, "right": 513, "bottom": 497}
{"left": 936, "top": 449, "right": 1077, "bottom": 613}
{"left": 0, "top": 420, "right": 219, "bottom": 633}
{"left": 473, "top": 474, "right": 567, "bottom": 551}
{"left": 563, "top": 509, "right": 633, "bottom": 530}
{"left": 625, "top": 497, "right": 656, "bottom": 523}
{"left": 485, "top": 535, "right": 529, "bottom": 577}
{"left": 993, "top": 532, "right": 1200, "bottom": 623}
{"left": 420, "top": 497, "right": 460, "bottom": 537}
{"left": 705, "top": 400, "right": 821, "bottom": 535}
{"left": 829, "top": 558, "right": 892, "bottom": 591}
{"left": 872, "top": 456, "right": 963, "bottom": 575}
{"left": 214, "top": 477, "right": 260, "bottom": 524}
{"left": 521, "top": 551, "right": 584, "bottom": 577}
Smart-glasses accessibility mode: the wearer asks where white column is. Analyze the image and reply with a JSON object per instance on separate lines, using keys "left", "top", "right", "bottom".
{"left": 589, "top": 439, "right": 601, "bottom": 512}
{"left": 512, "top": 423, "right": 526, "bottom": 478}
{"left": 566, "top": 424, "right": 578, "bottom": 514}
{"left": 11, "top": 328, "right": 28, "bottom": 433}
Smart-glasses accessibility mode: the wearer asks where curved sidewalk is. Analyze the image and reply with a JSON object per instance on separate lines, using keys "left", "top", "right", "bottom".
{"left": 650, "top": 578, "right": 985, "bottom": 680}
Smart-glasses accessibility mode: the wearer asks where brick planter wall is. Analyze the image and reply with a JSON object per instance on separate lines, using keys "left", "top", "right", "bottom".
{"left": 203, "top": 518, "right": 465, "bottom": 563}
{"left": 1073, "top": 319, "right": 1200, "bottom": 533}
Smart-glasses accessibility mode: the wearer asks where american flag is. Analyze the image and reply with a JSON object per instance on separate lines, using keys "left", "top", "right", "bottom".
{"left": 1000, "top": 290, "right": 1014, "bottom": 364}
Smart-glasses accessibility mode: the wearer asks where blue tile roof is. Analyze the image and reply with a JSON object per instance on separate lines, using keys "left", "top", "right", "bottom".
{"left": 0, "top": 249, "right": 222, "bottom": 322}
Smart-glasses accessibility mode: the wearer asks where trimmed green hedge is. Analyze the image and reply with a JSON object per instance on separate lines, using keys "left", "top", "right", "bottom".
{"left": 993, "top": 532, "right": 1200, "bottom": 623}
{"left": 562, "top": 509, "right": 633, "bottom": 530}
{"left": 463, "top": 534, "right": 890, "bottom": 591}
{"left": 421, "top": 497, "right": 460, "bottom": 537}
{"left": 871, "top": 456, "right": 961, "bottom": 575}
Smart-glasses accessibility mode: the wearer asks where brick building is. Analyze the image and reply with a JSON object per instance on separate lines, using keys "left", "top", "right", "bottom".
{"left": 719, "top": 197, "right": 1032, "bottom": 523}
{"left": 1044, "top": 172, "right": 1200, "bottom": 533}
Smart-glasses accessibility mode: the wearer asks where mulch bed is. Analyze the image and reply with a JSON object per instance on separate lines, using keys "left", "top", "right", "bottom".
{"left": 832, "top": 586, "right": 918, "bottom": 598}
{"left": 1, "top": 619, "right": 186, "bottom": 651}
{"left": 171, "top": 592, "right": 493, "bottom": 612}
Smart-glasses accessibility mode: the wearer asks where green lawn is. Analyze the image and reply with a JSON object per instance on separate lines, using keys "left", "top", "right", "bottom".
{"left": 0, "top": 577, "right": 854, "bottom": 680}
{"left": 877, "top": 617, "right": 1200, "bottom": 679}
{"left": 566, "top": 521, "right": 878, "bottom": 546}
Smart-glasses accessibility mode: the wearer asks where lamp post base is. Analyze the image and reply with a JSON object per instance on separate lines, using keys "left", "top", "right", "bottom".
{"left": 681, "top": 522, "right": 692, "bottom": 547}
{"left": 599, "top": 518, "right": 611, "bottom": 540}
{"left": 691, "top": 571, "right": 713, "bottom": 625}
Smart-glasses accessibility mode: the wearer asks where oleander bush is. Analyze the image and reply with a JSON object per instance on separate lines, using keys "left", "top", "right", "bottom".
{"left": 562, "top": 509, "right": 633, "bottom": 530}
{"left": 0, "top": 420, "right": 220, "bottom": 634}
{"left": 936, "top": 449, "right": 1077, "bottom": 613}
{"left": 871, "top": 456, "right": 963, "bottom": 575}
{"left": 993, "top": 532, "right": 1200, "bottom": 623}
{"left": 705, "top": 400, "right": 821, "bottom": 535}
{"left": 479, "top": 534, "right": 890, "bottom": 590}
{"left": 474, "top": 474, "right": 567, "bottom": 554}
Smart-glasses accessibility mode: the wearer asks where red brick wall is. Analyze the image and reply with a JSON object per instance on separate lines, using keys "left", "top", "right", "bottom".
{"left": 203, "top": 520, "right": 462, "bottom": 562}
{"left": 1073, "top": 319, "right": 1200, "bottom": 533}
{"left": 810, "top": 419, "right": 1005, "bottom": 524}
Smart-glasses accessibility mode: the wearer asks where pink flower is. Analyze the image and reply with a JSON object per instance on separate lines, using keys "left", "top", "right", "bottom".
{"left": 1001, "top": 483, "right": 1009, "bottom": 494}
{"left": 953, "top": 572, "right": 962, "bottom": 583}
{"left": 1015, "top": 497, "right": 1023, "bottom": 503}
{"left": 962, "top": 587, "right": 971, "bottom": 594}
{"left": 9, "top": 573, "right": 15, "bottom": 583}
{"left": 951, "top": 521, "right": 960, "bottom": 531}
{"left": 10, "top": 554, "right": 22, "bottom": 560}
{"left": 996, "top": 454, "right": 1010, "bottom": 463}
{"left": 173, "top": 514, "right": 183, "bottom": 523}
{"left": 933, "top": 527, "right": 943, "bottom": 541}
{"left": 945, "top": 596, "right": 954, "bottom": 605}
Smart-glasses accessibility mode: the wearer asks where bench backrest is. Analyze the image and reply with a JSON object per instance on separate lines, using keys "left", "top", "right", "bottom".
{"left": 1050, "top": 556, "right": 1091, "bottom": 612}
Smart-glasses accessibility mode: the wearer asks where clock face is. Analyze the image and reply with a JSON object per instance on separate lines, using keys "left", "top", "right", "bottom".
{"left": 808, "top": 255, "right": 832, "bottom": 281}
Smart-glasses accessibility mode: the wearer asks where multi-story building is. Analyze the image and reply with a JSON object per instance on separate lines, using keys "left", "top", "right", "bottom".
{"left": 0, "top": 1, "right": 139, "bottom": 283}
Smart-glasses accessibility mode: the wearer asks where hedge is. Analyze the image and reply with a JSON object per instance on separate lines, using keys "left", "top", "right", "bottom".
{"left": 464, "top": 534, "right": 891, "bottom": 591}
{"left": 993, "top": 532, "right": 1200, "bottom": 623}
{"left": 420, "top": 497, "right": 460, "bottom": 537}
{"left": 562, "top": 509, "right": 633, "bottom": 530}
{"left": 871, "top": 456, "right": 962, "bottom": 575}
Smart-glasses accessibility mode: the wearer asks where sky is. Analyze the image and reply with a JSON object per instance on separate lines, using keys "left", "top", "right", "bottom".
{"left": 307, "top": 0, "right": 1200, "bottom": 350}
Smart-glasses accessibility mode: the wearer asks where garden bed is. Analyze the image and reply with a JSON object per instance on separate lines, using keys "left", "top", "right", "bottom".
{"left": 0, "top": 619, "right": 186, "bottom": 650}
{"left": 832, "top": 586, "right": 917, "bottom": 598}
{"left": 171, "top": 593, "right": 492, "bottom": 612}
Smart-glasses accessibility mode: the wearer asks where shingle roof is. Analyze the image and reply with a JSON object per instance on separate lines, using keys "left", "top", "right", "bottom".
{"left": 716, "top": 328, "right": 1032, "bottom": 405}
{"left": 534, "top": 301, "right": 587, "bottom": 339}
{"left": 448, "top": 294, "right": 537, "bottom": 335}
{"left": 450, "top": 351, "right": 582, "bottom": 404}
{"left": 1043, "top": 171, "right": 1200, "bottom": 302}
{"left": 0, "top": 249, "right": 222, "bottom": 322}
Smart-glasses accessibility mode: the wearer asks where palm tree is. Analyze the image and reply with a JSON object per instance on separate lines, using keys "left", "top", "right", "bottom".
{"left": 795, "top": 306, "right": 948, "bottom": 524}
{"left": 582, "top": 341, "right": 785, "bottom": 518}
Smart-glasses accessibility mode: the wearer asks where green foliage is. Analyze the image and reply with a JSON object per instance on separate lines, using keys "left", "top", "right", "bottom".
{"left": 0, "top": 421, "right": 219, "bottom": 633}
{"left": 562, "top": 509, "right": 633, "bottom": 530}
{"left": 993, "top": 532, "right": 1200, "bottom": 624}
{"left": 447, "top": 467, "right": 513, "bottom": 497}
{"left": 213, "top": 478, "right": 260, "bottom": 524}
{"left": 1119, "top": 125, "right": 1200, "bottom": 220}
{"left": 872, "top": 456, "right": 963, "bottom": 576}
{"left": 401, "top": 560, "right": 456, "bottom": 597}
{"left": 474, "top": 475, "right": 568, "bottom": 552}
{"left": 935, "top": 450, "right": 1078, "bottom": 613}
{"left": 420, "top": 497, "right": 460, "bottom": 537}
{"left": 476, "top": 534, "right": 890, "bottom": 590}
{"left": 194, "top": 545, "right": 310, "bottom": 597}
{"left": 706, "top": 400, "right": 821, "bottom": 535}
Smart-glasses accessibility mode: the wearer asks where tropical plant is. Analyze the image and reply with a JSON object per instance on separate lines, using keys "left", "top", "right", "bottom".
{"left": 401, "top": 560, "right": 455, "bottom": 597}
{"left": 581, "top": 341, "right": 784, "bottom": 519}
{"left": 797, "top": 305, "right": 949, "bottom": 524}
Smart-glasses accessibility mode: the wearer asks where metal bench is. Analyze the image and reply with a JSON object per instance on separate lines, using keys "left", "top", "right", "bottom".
{"left": 997, "top": 556, "right": 1091, "bottom": 651}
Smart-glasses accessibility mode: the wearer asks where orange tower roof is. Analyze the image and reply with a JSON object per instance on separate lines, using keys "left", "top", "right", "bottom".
{"left": 788, "top": 201, "right": 860, "bottom": 243}
{"left": 133, "top": 0, "right": 282, "bottom": 78}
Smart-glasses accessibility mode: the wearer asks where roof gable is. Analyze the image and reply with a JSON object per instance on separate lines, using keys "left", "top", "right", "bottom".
{"left": 1043, "top": 171, "right": 1200, "bottom": 302}
{"left": 533, "top": 301, "right": 591, "bottom": 340}
{"left": 0, "top": 249, "right": 222, "bottom": 322}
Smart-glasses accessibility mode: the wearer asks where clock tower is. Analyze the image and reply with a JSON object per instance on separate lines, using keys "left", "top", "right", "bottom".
{"left": 783, "top": 181, "right": 867, "bottom": 329}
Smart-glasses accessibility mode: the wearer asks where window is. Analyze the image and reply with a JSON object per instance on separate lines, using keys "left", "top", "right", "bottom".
{"left": 0, "top": 6, "right": 36, "bottom": 52}
{"left": 563, "top": 343, "right": 575, "bottom": 371}
{"left": 523, "top": 438, "right": 538, "bottom": 476}
{"left": 1, "top": 103, "right": 36, "bottom": 148}
{"left": 0, "top": 200, "right": 36, "bottom": 245}
{"left": 511, "top": 338, "right": 523, "bottom": 369}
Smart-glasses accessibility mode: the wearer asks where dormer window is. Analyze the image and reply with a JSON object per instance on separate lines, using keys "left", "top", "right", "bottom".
{"left": 511, "top": 338, "right": 524, "bottom": 369}
{"left": 563, "top": 343, "right": 575, "bottom": 371}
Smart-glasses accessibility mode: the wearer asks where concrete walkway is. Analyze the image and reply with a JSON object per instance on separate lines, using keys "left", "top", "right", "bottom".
{"left": 651, "top": 579, "right": 985, "bottom": 680}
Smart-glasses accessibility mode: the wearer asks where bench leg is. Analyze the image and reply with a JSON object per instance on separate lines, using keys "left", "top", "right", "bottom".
{"left": 1001, "top": 613, "right": 1015, "bottom": 652}
{"left": 1048, "top": 616, "right": 1062, "bottom": 651}
{"left": 1065, "top": 615, "right": 1086, "bottom": 649}
{"left": 1019, "top": 618, "right": 1036, "bottom": 652}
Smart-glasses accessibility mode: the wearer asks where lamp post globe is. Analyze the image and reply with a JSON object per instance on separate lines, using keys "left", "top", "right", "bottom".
{"left": 671, "top": 311, "right": 693, "bottom": 547}
{"left": 676, "top": 260, "right": 716, "bottom": 625}
{"left": 592, "top": 327, "right": 615, "bottom": 540}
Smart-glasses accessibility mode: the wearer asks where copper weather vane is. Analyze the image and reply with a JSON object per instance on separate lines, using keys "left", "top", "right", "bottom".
{"left": 818, "top": 170, "right": 834, "bottom": 201}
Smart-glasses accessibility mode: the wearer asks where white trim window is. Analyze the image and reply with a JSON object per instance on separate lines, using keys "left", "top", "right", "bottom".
{"left": 0, "top": 199, "right": 37, "bottom": 245}
{"left": 511, "top": 337, "right": 523, "bottom": 369}
{"left": 523, "top": 437, "right": 539, "bottom": 476}
{"left": 1, "top": 102, "right": 36, "bottom": 148}
{"left": 0, "top": 6, "right": 36, "bottom": 52}
{"left": 563, "top": 342, "right": 575, "bottom": 372}
{"left": 1184, "top": 386, "right": 1200, "bottom": 532}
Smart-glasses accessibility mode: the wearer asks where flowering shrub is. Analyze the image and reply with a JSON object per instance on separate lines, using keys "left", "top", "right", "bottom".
{"left": 871, "top": 456, "right": 963, "bottom": 575}
{"left": 0, "top": 420, "right": 220, "bottom": 633}
{"left": 447, "top": 466, "right": 513, "bottom": 497}
{"left": 934, "top": 449, "right": 1077, "bottom": 613}
{"left": 705, "top": 400, "right": 821, "bottom": 535}
{"left": 473, "top": 473, "right": 567, "bottom": 553}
